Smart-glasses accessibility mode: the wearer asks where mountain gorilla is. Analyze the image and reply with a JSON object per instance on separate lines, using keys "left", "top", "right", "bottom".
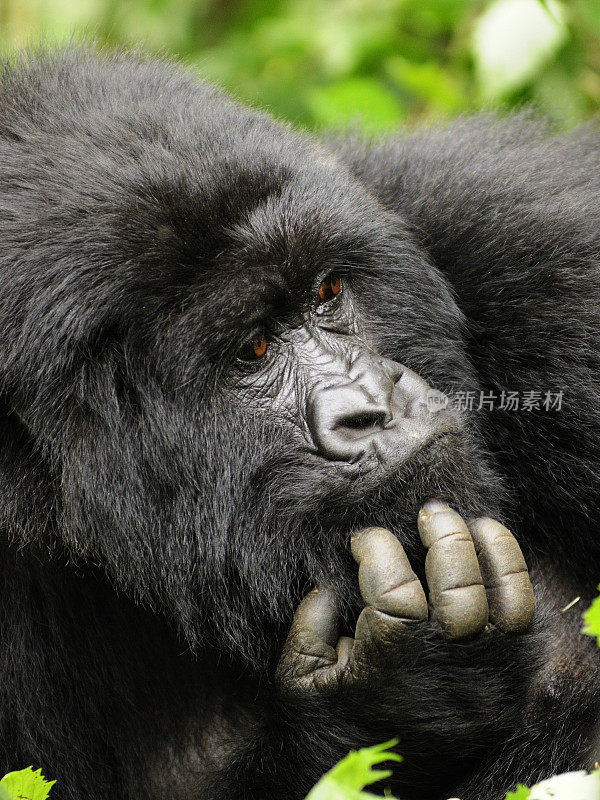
{"left": 0, "top": 48, "right": 599, "bottom": 800}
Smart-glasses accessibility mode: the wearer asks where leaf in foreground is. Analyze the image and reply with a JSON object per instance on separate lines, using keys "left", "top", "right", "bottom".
{"left": 582, "top": 590, "right": 600, "bottom": 647}
{"left": 305, "top": 740, "right": 402, "bottom": 800}
{"left": 0, "top": 767, "right": 56, "bottom": 800}
{"left": 505, "top": 785, "right": 530, "bottom": 799}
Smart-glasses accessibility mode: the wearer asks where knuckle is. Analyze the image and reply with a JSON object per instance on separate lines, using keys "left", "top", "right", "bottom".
{"left": 433, "top": 584, "right": 489, "bottom": 639}
{"left": 373, "top": 577, "right": 428, "bottom": 620}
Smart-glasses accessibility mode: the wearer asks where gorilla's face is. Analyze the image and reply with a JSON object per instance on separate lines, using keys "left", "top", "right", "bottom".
{"left": 189, "top": 169, "right": 498, "bottom": 515}
{"left": 234, "top": 270, "right": 457, "bottom": 474}
{"left": 0, "top": 76, "right": 502, "bottom": 665}
{"left": 157, "top": 176, "right": 505, "bottom": 662}
{"left": 223, "top": 257, "right": 484, "bottom": 533}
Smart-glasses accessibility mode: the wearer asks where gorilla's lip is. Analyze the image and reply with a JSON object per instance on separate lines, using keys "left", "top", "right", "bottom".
{"left": 417, "top": 428, "right": 462, "bottom": 458}
{"left": 310, "top": 428, "right": 468, "bottom": 536}
{"left": 352, "top": 416, "right": 462, "bottom": 472}
{"left": 298, "top": 417, "right": 464, "bottom": 502}
{"left": 338, "top": 424, "right": 464, "bottom": 490}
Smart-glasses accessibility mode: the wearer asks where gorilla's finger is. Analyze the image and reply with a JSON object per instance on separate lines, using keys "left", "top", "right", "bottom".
{"left": 286, "top": 587, "right": 341, "bottom": 651}
{"left": 335, "top": 636, "right": 355, "bottom": 671}
{"left": 351, "top": 527, "right": 428, "bottom": 621}
{"left": 418, "top": 500, "right": 488, "bottom": 639}
{"left": 468, "top": 517, "right": 535, "bottom": 633}
{"left": 277, "top": 587, "right": 342, "bottom": 684}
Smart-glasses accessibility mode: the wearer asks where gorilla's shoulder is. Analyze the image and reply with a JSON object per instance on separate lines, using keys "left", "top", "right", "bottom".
{"left": 333, "top": 111, "right": 600, "bottom": 225}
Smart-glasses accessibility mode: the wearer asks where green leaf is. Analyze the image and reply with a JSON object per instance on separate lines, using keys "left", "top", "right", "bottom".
{"left": 574, "top": 0, "right": 600, "bottom": 32}
{"left": 0, "top": 768, "right": 56, "bottom": 800}
{"left": 385, "top": 55, "right": 465, "bottom": 112}
{"left": 582, "top": 589, "right": 600, "bottom": 646}
{"left": 305, "top": 740, "right": 402, "bottom": 800}
{"left": 505, "top": 785, "right": 531, "bottom": 799}
{"left": 472, "top": 0, "right": 568, "bottom": 98}
{"left": 533, "top": 67, "right": 589, "bottom": 127}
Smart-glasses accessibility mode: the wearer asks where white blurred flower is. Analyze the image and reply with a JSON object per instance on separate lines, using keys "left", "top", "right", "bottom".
{"left": 529, "top": 770, "right": 600, "bottom": 800}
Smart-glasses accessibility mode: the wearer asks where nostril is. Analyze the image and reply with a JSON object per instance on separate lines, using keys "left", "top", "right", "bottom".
{"left": 335, "top": 409, "right": 389, "bottom": 433}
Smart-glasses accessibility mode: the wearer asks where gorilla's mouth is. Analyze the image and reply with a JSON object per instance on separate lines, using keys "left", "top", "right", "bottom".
{"left": 338, "top": 428, "right": 465, "bottom": 499}
{"left": 310, "top": 425, "right": 501, "bottom": 555}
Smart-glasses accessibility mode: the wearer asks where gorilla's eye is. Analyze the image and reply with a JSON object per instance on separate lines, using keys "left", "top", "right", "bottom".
{"left": 317, "top": 274, "right": 342, "bottom": 305}
{"left": 238, "top": 333, "right": 268, "bottom": 362}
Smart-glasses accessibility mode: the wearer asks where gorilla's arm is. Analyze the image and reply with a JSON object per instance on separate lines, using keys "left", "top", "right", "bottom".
{"left": 453, "top": 570, "right": 600, "bottom": 798}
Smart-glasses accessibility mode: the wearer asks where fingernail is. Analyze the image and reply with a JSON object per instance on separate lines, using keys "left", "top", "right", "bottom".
{"left": 421, "top": 499, "right": 449, "bottom": 515}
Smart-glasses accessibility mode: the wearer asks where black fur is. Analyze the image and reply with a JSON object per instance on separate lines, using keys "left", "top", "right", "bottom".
{"left": 0, "top": 48, "right": 599, "bottom": 799}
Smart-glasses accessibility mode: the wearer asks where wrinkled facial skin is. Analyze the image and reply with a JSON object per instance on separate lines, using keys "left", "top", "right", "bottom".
{"left": 211, "top": 263, "right": 504, "bottom": 650}
{"left": 234, "top": 273, "right": 460, "bottom": 480}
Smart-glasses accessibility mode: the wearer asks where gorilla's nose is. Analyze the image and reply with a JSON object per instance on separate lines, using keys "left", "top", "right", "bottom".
{"left": 308, "top": 355, "right": 408, "bottom": 462}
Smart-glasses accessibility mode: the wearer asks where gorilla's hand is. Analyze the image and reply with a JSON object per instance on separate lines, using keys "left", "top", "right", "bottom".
{"left": 276, "top": 500, "right": 535, "bottom": 693}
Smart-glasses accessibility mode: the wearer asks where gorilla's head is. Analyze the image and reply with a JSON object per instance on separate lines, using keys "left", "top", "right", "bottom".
{"left": 0, "top": 50, "right": 502, "bottom": 665}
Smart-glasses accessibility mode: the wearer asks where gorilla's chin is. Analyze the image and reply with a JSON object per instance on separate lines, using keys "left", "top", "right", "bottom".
{"left": 361, "top": 431, "right": 504, "bottom": 542}
{"left": 296, "top": 428, "right": 504, "bottom": 603}
{"left": 312, "top": 428, "right": 505, "bottom": 547}
{"left": 212, "top": 425, "right": 506, "bottom": 667}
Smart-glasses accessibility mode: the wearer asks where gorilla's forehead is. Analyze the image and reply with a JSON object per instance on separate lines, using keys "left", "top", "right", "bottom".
{"left": 0, "top": 48, "right": 402, "bottom": 359}
{"left": 135, "top": 149, "right": 389, "bottom": 322}
{"left": 0, "top": 48, "right": 388, "bottom": 293}
{"left": 210, "top": 175, "right": 382, "bottom": 280}
{"left": 167, "top": 176, "right": 387, "bottom": 340}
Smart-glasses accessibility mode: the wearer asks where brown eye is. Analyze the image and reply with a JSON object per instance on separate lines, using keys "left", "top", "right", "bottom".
{"left": 317, "top": 273, "right": 342, "bottom": 304}
{"left": 253, "top": 334, "right": 267, "bottom": 358}
{"left": 239, "top": 333, "right": 268, "bottom": 361}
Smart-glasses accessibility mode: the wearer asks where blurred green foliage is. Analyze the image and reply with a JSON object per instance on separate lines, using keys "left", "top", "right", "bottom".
{"left": 0, "top": 0, "right": 598, "bottom": 130}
